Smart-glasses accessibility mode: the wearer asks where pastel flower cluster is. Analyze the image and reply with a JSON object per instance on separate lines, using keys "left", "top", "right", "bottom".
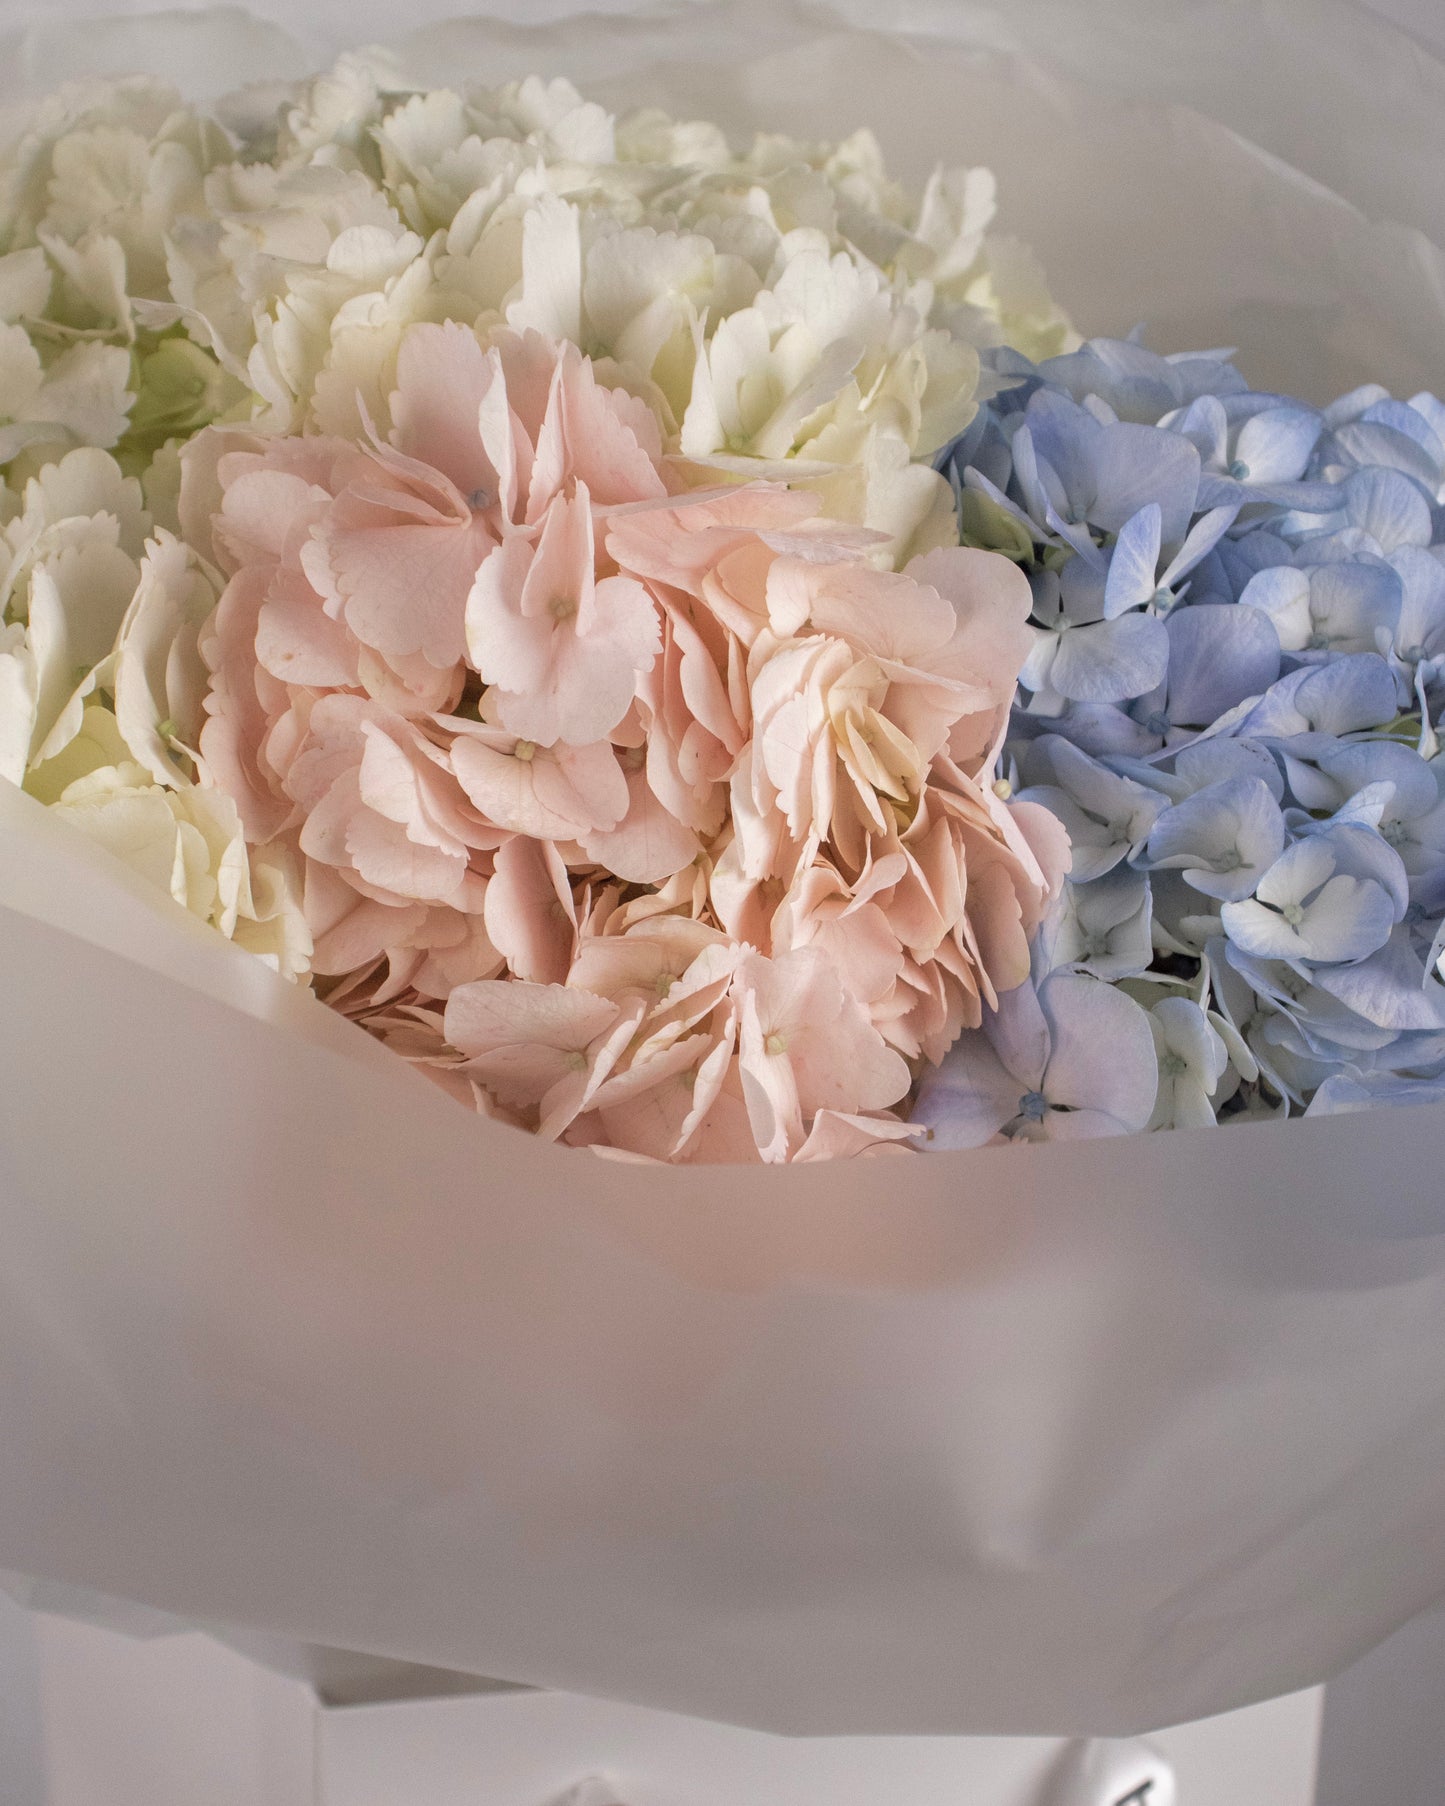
{"left": 0, "top": 63, "right": 1078, "bottom": 1163}
{"left": 0, "top": 77, "right": 246, "bottom": 486}
{"left": 191, "top": 318, "right": 1060, "bottom": 1161}
{"left": 10, "top": 53, "right": 1445, "bottom": 1163}
{"left": 917, "top": 337, "right": 1445, "bottom": 1145}
{"left": 0, "top": 446, "right": 308, "bottom": 969}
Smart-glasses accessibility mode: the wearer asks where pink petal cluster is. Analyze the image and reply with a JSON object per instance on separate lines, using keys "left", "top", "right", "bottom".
{"left": 194, "top": 320, "right": 1066, "bottom": 1162}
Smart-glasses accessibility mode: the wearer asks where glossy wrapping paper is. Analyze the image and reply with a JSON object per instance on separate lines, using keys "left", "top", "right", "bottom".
{"left": 2, "top": 0, "right": 1445, "bottom": 1740}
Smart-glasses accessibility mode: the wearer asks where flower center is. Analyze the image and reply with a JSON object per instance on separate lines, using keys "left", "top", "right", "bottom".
{"left": 564, "top": 1051, "right": 588, "bottom": 1073}
{"left": 1281, "top": 901, "right": 1305, "bottom": 926}
{"left": 765, "top": 1031, "right": 789, "bottom": 1056}
{"left": 1017, "top": 1089, "right": 1049, "bottom": 1121}
{"left": 513, "top": 740, "right": 537, "bottom": 763}
{"left": 468, "top": 487, "right": 492, "bottom": 510}
{"left": 1228, "top": 459, "right": 1250, "bottom": 480}
{"left": 549, "top": 595, "right": 578, "bottom": 622}
{"left": 1161, "top": 1051, "right": 1187, "bottom": 1078}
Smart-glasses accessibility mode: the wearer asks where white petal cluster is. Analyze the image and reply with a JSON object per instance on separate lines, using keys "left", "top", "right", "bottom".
{"left": 0, "top": 446, "right": 309, "bottom": 974}
{"left": 160, "top": 59, "right": 1071, "bottom": 559}
{"left": 0, "top": 63, "right": 1071, "bottom": 552}
{"left": 0, "top": 76, "right": 249, "bottom": 484}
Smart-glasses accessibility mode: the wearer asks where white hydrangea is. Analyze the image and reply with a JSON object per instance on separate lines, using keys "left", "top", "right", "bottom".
{"left": 0, "top": 248, "right": 132, "bottom": 467}
{"left": 0, "top": 76, "right": 230, "bottom": 314}
{"left": 0, "top": 449, "right": 309, "bottom": 975}
{"left": 160, "top": 63, "right": 1074, "bottom": 562}
{"left": 0, "top": 76, "right": 252, "bottom": 487}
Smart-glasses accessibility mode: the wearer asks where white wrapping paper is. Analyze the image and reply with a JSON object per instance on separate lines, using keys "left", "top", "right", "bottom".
{"left": 4, "top": 773, "right": 1445, "bottom": 1736}
{"left": 3, "top": 0, "right": 1445, "bottom": 1739}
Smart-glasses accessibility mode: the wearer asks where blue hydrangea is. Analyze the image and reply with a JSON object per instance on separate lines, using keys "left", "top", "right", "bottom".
{"left": 917, "top": 335, "right": 1445, "bottom": 1144}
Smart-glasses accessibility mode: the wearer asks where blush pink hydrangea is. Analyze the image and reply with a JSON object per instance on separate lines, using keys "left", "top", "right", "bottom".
{"left": 189, "top": 319, "right": 1066, "bottom": 1162}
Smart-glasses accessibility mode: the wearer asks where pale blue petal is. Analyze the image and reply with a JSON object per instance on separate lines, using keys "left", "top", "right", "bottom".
{"left": 1046, "top": 867, "right": 1154, "bottom": 980}
{"left": 1344, "top": 466, "right": 1432, "bottom": 551}
{"left": 1306, "top": 1071, "right": 1445, "bottom": 1115}
{"left": 1314, "top": 739, "right": 1439, "bottom": 820}
{"left": 1023, "top": 737, "right": 1165, "bottom": 844}
{"left": 1018, "top": 625, "right": 1060, "bottom": 692}
{"left": 912, "top": 1038, "right": 1026, "bottom": 1148}
{"left": 1169, "top": 394, "right": 1228, "bottom": 467}
{"left": 1218, "top": 529, "right": 1295, "bottom": 591}
{"left": 1255, "top": 836, "right": 1339, "bottom": 910}
{"left": 1294, "top": 657, "right": 1399, "bottom": 736}
{"left": 1164, "top": 603, "right": 1281, "bottom": 726}
{"left": 1055, "top": 702, "right": 1166, "bottom": 758}
{"left": 1059, "top": 550, "right": 1108, "bottom": 623}
{"left": 1102, "top": 503, "right": 1162, "bottom": 619}
{"left": 1028, "top": 565, "right": 1064, "bottom": 625}
{"left": 1407, "top": 391, "right": 1445, "bottom": 446}
{"left": 1144, "top": 775, "right": 1286, "bottom": 902}
{"left": 1014, "top": 784, "right": 1128, "bottom": 882}
{"left": 1037, "top": 971, "right": 1159, "bottom": 1128}
{"left": 1302, "top": 560, "right": 1402, "bottom": 653}
{"left": 1009, "top": 423, "right": 1056, "bottom": 528}
{"left": 1152, "top": 995, "right": 1229, "bottom": 1088}
{"left": 1158, "top": 504, "right": 1240, "bottom": 587}
{"left": 1039, "top": 1105, "right": 1156, "bottom": 1140}
{"left": 1279, "top": 750, "right": 1344, "bottom": 813}
{"left": 1173, "top": 736, "right": 1286, "bottom": 798}
{"left": 1289, "top": 779, "right": 1395, "bottom": 833}
{"left": 1240, "top": 566, "right": 1312, "bottom": 649}
{"left": 986, "top": 975, "right": 1053, "bottom": 1090}
{"left": 1307, "top": 821, "right": 1410, "bottom": 919}
{"left": 1220, "top": 895, "right": 1317, "bottom": 961}
{"left": 1293, "top": 874, "right": 1399, "bottom": 963}
{"left": 1364, "top": 398, "right": 1445, "bottom": 459}
{"left": 1332, "top": 419, "right": 1442, "bottom": 490}
{"left": 1050, "top": 613, "right": 1171, "bottom": 704}
{"left": 1234, "top": 406, "right": 1322, "bottom": 484}
{"left": 962, "top": 467, "right": 1038, "bottom": 536}
{"left": 1324, "top": 383, "right": 1391, "bottom": 428}
{"left": 1023, "top": 392, "right": 1098, "bottom": 517}
{"left": 1088, "top": 424, "right": 1201, "bottom": 543}
{"left": 1312, "top": 929, "right": 1445, "bottom": 1031}
{"left": 1221, "top": 940, "right": 1397, "bottom": 1053}
{"left": 1389, "top": 546, "right": 1445, "bottom": 661}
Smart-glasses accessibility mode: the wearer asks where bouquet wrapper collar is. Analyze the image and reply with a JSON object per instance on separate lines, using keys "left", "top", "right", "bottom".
{"left": 3, "top": 781, "right": 1445, "bottom": 1736}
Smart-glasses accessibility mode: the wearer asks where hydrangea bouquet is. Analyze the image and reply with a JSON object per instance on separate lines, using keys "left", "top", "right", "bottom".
{"left": 5, "top": 0, "right": 1445, "bottom": 1747}
{"left": 7, "top": 30, "right": 1445, "bottom": 1166}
